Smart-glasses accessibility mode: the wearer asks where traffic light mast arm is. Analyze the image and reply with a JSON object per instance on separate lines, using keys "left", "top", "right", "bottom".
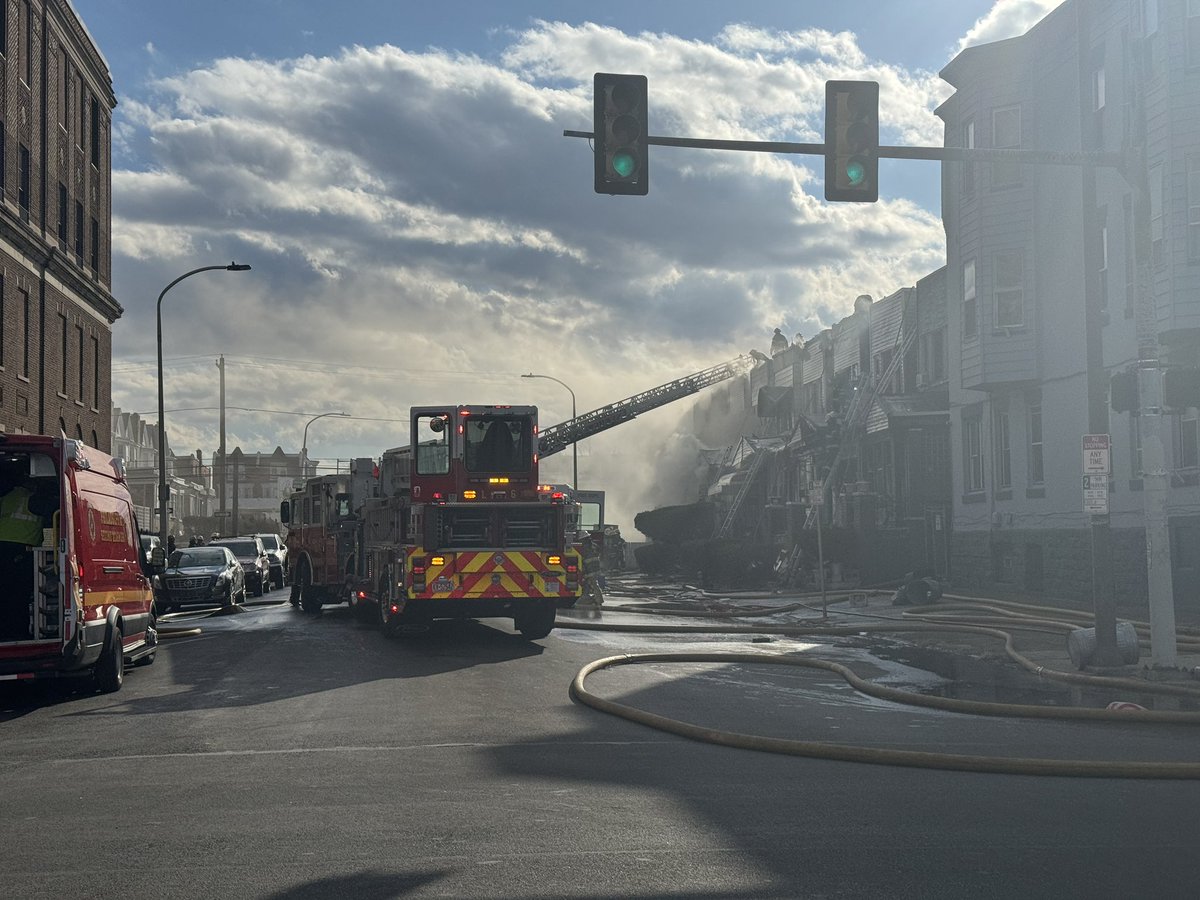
{"left": 565, "top": 130, "right": 1122, "bottom": 167}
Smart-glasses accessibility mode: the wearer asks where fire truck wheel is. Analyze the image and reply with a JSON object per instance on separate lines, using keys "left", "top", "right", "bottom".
{"left": 94, "top": 624, "right": 124, "bottom": 693}
{"left": 515, "top": 600, "right": 556, "bottom": 640}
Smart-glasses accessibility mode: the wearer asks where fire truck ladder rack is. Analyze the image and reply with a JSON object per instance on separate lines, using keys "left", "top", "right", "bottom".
{"left": 803, "top": 327, "right": 916, "bottom": 530}
{"left": 537, "top": 356, "right": 749, "bottom": 459}
{"left": 712, "top": 446, "right": 769, "bottom": 539}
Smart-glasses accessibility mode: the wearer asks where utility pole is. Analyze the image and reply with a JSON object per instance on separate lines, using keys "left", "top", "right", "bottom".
{"left": 217, "top": 355, "right": 226, "bottom": 519}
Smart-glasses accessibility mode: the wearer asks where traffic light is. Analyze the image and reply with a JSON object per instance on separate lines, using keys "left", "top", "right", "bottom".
{"left": 1164, "top": 368, "right": 1200, "bottom": 410}
{"left": 1110, "top": 370, "right": 1138, "bottom": 414}
{"left": 594, "top": 73, "right": 648, "bottom": 196}
{"left": 824, "top": 81, "right": 879, "bottom": 202}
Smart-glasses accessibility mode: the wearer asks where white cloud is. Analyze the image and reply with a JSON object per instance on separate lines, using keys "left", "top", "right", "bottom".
{"left": 956, "top": 0, "right": 1068, "bottom": 53}
{"left": 108, "top": 22, "right": 951, "bottom": 535}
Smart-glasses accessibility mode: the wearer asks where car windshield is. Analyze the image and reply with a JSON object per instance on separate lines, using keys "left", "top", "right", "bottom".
{"left": 170, "top": 549, "right": 226, "bottom": 568}
{"left": 220, "top": 541, "right": 258, "bottom": 557}
{"left": 259, "top": 536, "right": 280, "bottom": 551}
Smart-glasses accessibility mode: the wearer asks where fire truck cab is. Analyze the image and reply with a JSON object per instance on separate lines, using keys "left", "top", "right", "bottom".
{"left": 374, "top": 404, "right": 580, "bottom": 638}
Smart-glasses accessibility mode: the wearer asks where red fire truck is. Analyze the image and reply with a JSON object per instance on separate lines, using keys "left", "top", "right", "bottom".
{"left": 282, "top": 404, "right": 582, "bottom": 637}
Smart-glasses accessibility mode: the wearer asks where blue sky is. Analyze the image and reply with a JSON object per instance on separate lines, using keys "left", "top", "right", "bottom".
{"left": 70, "top": 0, "right": 1064, "bottom": 532}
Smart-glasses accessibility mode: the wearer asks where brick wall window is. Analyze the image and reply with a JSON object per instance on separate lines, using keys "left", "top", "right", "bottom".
{"left": 74, "top": 200, "right": 83, "bottom": 259}
{"left": 76, "top": 325, "right": 84, "bottom": 399}
{"left": 90, "top": 217, "right": 98, "bottom": 273}
{"left": 1150, "top": 162, "right": 1164, "bottom": 265}
{"left": 0, "top": 276, "right": 4, "bottom": 369}
{"left": 1175, "top": 411, "right": 1200, "bottom": 469}
{"left": 1188, "top": 154, "right": 1200, "bottom": 262}
{"left": 59, "top": 313, "right": 68, "bottom": 394}
{"left": 18, "top": 143, "right": 28, "bottom": 215}
{"left": 20, "top": 289, "right": 30, "bottom": 377}
{"left": 0, "top": 120, "right": 5, "bottom": 194}
{"left": 0, "top": 2, "right": 7, "bottom": 58}
{"left": 59, "top": 52, "right": 67, "bottom": 129}
{"left": 77, "top": 74, "right": 84, "bottom": 149}
{"left": 20, "top": 0, "right": 30, "bottom": 85}
{"left": 58, "top": 183, "right": 67, "bottom": 245}
{"left": 1098, "top": 215, "right": 1109, "bottom": 313}
{"left": 1124, "top": 196, "right": 1135, "bottom": 316}
{"left": 91, "top": 335, "right": 99, "bottom": 409}
{"left": 90, "top": 98, "right": 99, "bottom": 167}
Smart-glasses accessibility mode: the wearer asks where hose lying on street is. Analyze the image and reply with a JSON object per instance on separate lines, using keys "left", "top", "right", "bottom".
{"left": 560, "top": 590, "right": 1200, "bottom": 778}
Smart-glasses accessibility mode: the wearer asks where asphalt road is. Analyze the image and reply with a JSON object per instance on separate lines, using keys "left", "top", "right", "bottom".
{"left": 3, "top": 599, "right": 1200, "bottom": 899}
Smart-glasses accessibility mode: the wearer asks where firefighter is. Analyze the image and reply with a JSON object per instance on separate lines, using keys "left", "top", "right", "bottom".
{"left": 770, "top": 328, "right": 788, "bottom": 355}
{"left": 167, "top": 533, "right": 177, "bottom": 555}
{"left": 579, "top": 533, "right": 604, "bottom": 608}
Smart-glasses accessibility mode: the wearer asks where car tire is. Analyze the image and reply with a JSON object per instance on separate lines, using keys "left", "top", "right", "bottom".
{"left": 515, "top": 600, "right": 556, "bottom": 640}
{"left": 94, "top": 623, "right": 124, "bottom": 693}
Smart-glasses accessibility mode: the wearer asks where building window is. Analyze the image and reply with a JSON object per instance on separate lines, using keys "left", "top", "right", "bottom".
{"left": 963, "top": 258, "right": 977, "bottom": 338}
{"left": 964, "top": 417, "right": 984, "bottom": 493}
{"left": 18, "top": 143, "right": 29, "bottom": 215}
{"left": 1150, "top": 163, "right": 1164, "bottom": 265}
{"left": 20, "top": 0, "right": 30, "bottom": 85}
{"left": 1189, "top": 155, "right": 1200, "bottom": 262}
{"left": 76, "top": 325, "right": 84, "bottom": 399}
{"left": 993, "top": 405, "right": 1012, "bottom": 489}
{"left": 991, "top": 105, "right": 1021, "bottom": 189}
{"left": 77, "top": 75, "right": 85, "bottom": 150}
{"left": 1098, "top": 217, "right": 1109, "bottom": 313}
{"left": 20, "top": 289, "right": 30, "bottom": 377}
{"left": 0, "top": 2, "right": 6, "bottom": 58}
{"left": 90, "top": 98, "right": 99, "bottom": 167}
{"left": 58, "top": 184, "right": 67, "bottom": 245}
{"left": 1190, "top": 0, "right": 1200, "bottom": 68}
{"left": 59, "top": 52, "right": 67, "bottom": 129}
{"left": 994, "top": 251, "right": 1024, "bottom": 328}
{"left": 1176, "top": 411, "right": 1200, "bottom": 469}
{"left": 91, "top": 335, "right": 99, "bottom": 408}
{"left": 0, "top": 120, "right": 5, "bottom": 195}
{"left": 1028, "top": 402, "right": 1045, "bottom": 485}
{"left": 74, "top": 200, "right": 83, "bottom": 259}
{"left": 1145, "top": 0, "right": 1164, "bottom": 78}
{"left": 90, "top": 218, "right": 99, "bottom": 273}
{"left": 921, "top": 327, "right": 946, "bottom": 384}
{"left": 962, "top": 120, "right": 975, "bottom": 197}
{"left": 1092, "top": 64, "right": 1105, "bottom": 144}
{"left": 1124, "top": 196, "right": 1135, "bottom": 316}
{"left": 59, "top": 314, "right": 68, "bottom": 394}
{"left": 0, "top": 276, "right": 4, "bottom": 369}
{"left": 1131, "top": 414, "right": 1143, "bottom": 479}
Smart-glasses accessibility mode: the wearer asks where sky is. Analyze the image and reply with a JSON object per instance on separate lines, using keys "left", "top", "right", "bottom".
{"left": 72, "top": 0, "right": 1065, "bottom": 536}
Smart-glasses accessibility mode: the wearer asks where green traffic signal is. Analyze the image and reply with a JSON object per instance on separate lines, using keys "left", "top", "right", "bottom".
{"left": 824, "top": 80, "right": 879, "bottom": 202}
{"left": 846, "top": 160, "right": 866, "bottom": 186}
{"left": 612, "top": 151, "right": 637, "bottom": 178}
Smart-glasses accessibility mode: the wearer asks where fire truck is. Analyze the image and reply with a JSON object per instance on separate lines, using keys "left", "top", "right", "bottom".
{"left": 281, "top": 405, "right": 582, "bottom": 638}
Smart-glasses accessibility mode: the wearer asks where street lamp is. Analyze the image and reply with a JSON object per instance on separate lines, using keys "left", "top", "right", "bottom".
{"left": 301, "top": 412, "right": 350, "bottom": 475}
{"left": 157, "top": 263, "right": 251, "bottom": 546}
{"left": 522, "top": 373, "right": 577, "bottom": 491}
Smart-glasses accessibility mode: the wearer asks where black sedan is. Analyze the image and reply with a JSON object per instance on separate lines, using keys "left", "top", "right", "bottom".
{"left": 158, "top": 546, "right": 246, "bottom": 613}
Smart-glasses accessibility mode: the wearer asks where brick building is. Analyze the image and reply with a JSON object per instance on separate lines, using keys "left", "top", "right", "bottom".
{"left": 0, "top": 0, "right": 118, "bottom": 448}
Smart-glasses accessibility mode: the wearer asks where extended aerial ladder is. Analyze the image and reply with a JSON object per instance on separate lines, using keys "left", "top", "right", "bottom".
{"left": 537, "top": 357, "right": 748, "bottom": 458}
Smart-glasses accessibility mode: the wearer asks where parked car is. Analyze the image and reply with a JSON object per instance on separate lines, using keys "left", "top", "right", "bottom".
{"left": 159, "top": 546, "right": 246, "bottom": 612}
{"left": 210, "top": 536, "right": 272, "bottom": 597}
{"left": 256, "top": 533, "right": 288, "bottom": 589}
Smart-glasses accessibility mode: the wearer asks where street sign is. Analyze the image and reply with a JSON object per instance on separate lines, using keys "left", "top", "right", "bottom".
{"left": 214, "top": 511, "right": 232, "bottom": 518}
{"left": 1083, "top": 474, "right": 1109, "bottom": 514}
{"left": 1082, "top": 434, "right": 1110, "bottom": 475}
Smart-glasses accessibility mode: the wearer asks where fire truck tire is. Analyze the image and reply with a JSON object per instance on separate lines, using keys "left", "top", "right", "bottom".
{"left": 94, "top": 623, "right": 124, "bottom": 693}
{"left": 515, "top": 600, "right": 556, "bottom": 640}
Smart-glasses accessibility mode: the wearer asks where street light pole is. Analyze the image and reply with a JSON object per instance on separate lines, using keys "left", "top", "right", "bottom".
{"left": 157, "top": 263, "right": 251, "bottom": 546}
{"left": 301, "top": 412, "right": 350, "bottom": 475}
{"left": 522, "top": 373, "right": 577, "bottom": 491}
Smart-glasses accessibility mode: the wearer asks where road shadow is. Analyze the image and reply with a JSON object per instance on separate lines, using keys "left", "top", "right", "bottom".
{"left": 38, "top": 603, "right": 544, "bottom": 719}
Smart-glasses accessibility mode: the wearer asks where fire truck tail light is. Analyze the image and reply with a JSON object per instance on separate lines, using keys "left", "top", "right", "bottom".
{"left": 431, "top": 556, "right": 445, "bottom": 566}
{"left": 566, "top": 564, "right": 578, "bottom": 574}
{"left": 547, "top": 555, "right": 561, "bottom": 565}
{"left": 413, "top": 566, "right": 426, "bottom": 575}
{"left": 432, "top": 491, "right": 444, "bottom": 500}
{"left": 390, "top": 604, "right": 400, "bottom": 614}
{"left": 356, "top": 591, "right": 367, "bottom": 600}
{"left": 463, "top": 490, "right": 477, "bottom": 500}
{"left": 488, "top": 477, "right": 510, "bottom": 485}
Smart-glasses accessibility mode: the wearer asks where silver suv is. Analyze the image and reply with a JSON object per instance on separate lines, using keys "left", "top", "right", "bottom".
{"left": 256, "top": 533, "right": 288, "bottom": 590}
